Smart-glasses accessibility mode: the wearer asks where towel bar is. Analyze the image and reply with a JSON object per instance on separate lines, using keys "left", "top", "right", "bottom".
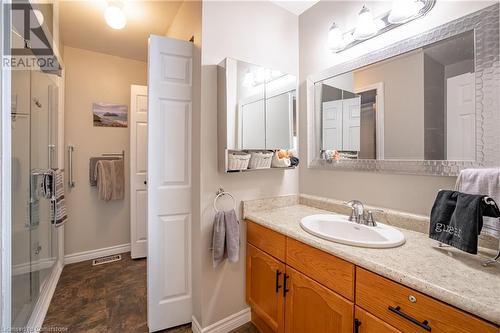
{"left": 213, "top": 188, "right": 236, "bottom": 212}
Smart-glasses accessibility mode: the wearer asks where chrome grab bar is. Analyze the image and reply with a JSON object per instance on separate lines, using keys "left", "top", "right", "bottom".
{"left": 68, "top": 145, "right": 75, "bottom": 188}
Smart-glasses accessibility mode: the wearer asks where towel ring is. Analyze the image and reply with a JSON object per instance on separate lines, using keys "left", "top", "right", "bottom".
{"left": 213, "top": 188, "right": 236, "bottom": 212}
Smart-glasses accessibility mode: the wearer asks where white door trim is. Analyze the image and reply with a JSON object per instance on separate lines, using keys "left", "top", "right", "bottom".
{"left": 355, "top": 82, "right": 385, "bottom": 159}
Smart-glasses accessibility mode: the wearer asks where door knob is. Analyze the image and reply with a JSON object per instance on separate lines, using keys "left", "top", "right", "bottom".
{"left": 144, "top": 180, "right": 147, "bottom": 185}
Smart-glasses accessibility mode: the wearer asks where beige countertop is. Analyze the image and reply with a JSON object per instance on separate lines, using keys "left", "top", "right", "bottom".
{"left": 243, "top": 198, "right": 500, "bottom": 325}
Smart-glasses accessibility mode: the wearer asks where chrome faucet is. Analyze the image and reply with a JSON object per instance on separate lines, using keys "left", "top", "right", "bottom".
{"left": 345, "top": 200, "right": 383, "bottom": 227}
{"left": 345, "top": 200, "right": 365, "bottom": 224}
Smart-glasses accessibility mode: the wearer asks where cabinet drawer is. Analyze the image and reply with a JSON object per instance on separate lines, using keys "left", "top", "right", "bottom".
{"left": 356, "top": 268, "right": 498, "bottom": 333}
{"left": 247, "top": 220, "right": 286, "bottom": 261}
{"left": 286, "top": 238, "right": 355, "bottom": 301}
{"left": 355, "top": 306, "right": 401, "bottom": 333}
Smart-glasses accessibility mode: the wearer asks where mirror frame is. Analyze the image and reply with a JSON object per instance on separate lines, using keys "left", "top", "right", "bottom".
{"left": 307, "top": 4, "right": 499, "bottom": 176}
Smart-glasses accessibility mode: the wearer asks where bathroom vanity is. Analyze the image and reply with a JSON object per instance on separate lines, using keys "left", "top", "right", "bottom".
{"left": 244, "top": 196, "right": 500, "bottom": 333}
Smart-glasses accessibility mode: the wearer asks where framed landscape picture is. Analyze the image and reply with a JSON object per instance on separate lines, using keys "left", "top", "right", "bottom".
{"left": 92, "top": 102, "right": 128, "bottom": 128}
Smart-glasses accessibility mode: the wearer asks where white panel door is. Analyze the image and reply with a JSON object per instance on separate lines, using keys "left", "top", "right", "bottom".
{"left": 265, "top": 92, "right": 293, "bottom": 149}
{"left": 342, "top": 97, "right": 361, "bottom": 151}
{"left": 130, "top": 85, "right": 148, "bottom": 259}
{"left": 240, "top": 100, "right": 265, "bottom": 149}
{"left": 147, "top": 35, "right": 192, "bottom": 332}
{"left": 447, "top": 73, "right": 475, "bottom": 161}
{"left": 322, "top": 100, "right": 343, "bottom": 150}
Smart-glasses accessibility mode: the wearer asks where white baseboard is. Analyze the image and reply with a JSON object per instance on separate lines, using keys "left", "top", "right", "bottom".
{"left": 191, "top": 308, "right": 251, "bottom": 333}
{"left": 27, "top": 261, "right": 63, "bottom": 332}
{"left": 64, "top": 243, "right": 131, "bottom": 265}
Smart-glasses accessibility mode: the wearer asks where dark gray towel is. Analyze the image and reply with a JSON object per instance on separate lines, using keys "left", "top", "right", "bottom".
{"left": 429, "top": 190, "right": 500, "bottom": 254}
{"left": 89, "top": 157, "right": 119, "bottom": 186}
{"left": 212, "top": 211, "right": 226, "bottom": 268}
{"left": 224, "top": 209, "right": 240, "bottom": 263}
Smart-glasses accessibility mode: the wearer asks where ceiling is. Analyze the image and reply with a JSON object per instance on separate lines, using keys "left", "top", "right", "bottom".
{"left": 270, "top": 0, "right": 320, "bottom": 15}
{"left": 60, "top": 1, "right": 183, "bottom": 62}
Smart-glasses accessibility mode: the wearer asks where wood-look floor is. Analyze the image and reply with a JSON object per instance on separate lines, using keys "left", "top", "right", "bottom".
{"left": 43, "top": 252, "right": 257, "bottom": 333}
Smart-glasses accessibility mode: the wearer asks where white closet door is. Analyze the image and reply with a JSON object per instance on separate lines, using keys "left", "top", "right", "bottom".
{"left": 147, "top": 35, "right": 192, "bottom": 331}
{"left": 130, "top": 85, "right": 148, "bottom": 259}
{"left": 322, "top": 100, "right": 343, "bottom": 150}
{"left": 447, "top": 73, "right": 475, "bottom": 161}
{"left": 342, "top": 97, "right": 361, "bottom": 151}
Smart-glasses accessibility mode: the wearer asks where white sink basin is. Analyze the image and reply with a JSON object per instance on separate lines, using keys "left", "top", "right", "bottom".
{"left": 300, "top": 214, "right": 405, "bottom": 248}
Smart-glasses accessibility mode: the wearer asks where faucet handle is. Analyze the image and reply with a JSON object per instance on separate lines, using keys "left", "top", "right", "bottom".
{"left": 366, "top": 209, "right": 383, "bottom": 227}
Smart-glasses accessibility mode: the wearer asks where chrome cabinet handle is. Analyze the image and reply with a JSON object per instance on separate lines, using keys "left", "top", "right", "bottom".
{"left": 68, "top": 145, "right": 75, "bottom": 188}
{"left": 388, "top": 306, "right": 431, "bottom": 331}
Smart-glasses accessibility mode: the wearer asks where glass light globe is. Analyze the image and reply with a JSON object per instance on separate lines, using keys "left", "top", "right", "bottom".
{"left": 353, "top": 6, "right": 381, "bottom": 41}
{"left": 388, "top": 0, "right": 425, "bottom": 24}
{"left": 328, "top": 22, "right": 344, "bottom": 51}
{"left": 105, "top": 5, "right": 127, "bottom": 30}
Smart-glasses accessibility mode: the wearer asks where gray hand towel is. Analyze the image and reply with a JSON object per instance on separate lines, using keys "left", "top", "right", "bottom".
{"left": 224, "top": 209, "right": 240, "bottom": 263}
{"left": 212, "top": 211, "right": 226, "bottom": 268}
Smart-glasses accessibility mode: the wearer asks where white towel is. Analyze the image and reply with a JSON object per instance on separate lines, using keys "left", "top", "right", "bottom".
{"left": 455, "top": 168, "right": 500, "bottom": 237}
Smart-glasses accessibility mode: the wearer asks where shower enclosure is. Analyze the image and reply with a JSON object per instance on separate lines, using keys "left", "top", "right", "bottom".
{"left": 11, "top": 48, "right": 61, "bottom": 327}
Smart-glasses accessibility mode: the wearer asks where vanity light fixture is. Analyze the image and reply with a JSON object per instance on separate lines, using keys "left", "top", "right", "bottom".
{"left": 388, "top": 0, "right": 425, "bottom": 24}
{"left": 328, "top": 22, "right": 344, "bottom": 51}
{"left": 242, "top": 71, "right": 255, "bottom": 88}
{"left": 328, "top": 0, "right": 435, "bottom": 53}
{"left": 105, "top": 1, "right": 127, "bottom": 30}
{"left": 242, "top": 69, "right": 287, "bottom": 87}
{"left": 353, "top": 6, "right": 385, "bottom": 41}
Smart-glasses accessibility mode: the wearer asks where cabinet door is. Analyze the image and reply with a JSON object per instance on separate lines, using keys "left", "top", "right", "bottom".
{"left": 247, "top": 244, "right": 285, "bottom": 333}
{"left": 355, "top": 307, "right": 401, "bottom": 333}
{"left": 284, "top": 266, "right": 353, "bottom": 333}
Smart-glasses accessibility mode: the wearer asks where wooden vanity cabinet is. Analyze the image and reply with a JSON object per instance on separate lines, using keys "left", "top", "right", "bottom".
{"left": 246, "top": 220, "right": 499, "bottom": 333}
{"left": 284, "top": 266, "right": 353, "bottom": 333}
{"left": 246, "top": 244, "right": 285, "bottom": 333}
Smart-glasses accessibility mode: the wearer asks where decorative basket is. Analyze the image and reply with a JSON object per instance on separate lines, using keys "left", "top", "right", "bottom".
{"left": 248, "top": 151, "right": 273, "bottom": 169}
{"left": 227, "top": 152, "right": 250, "bottom": 171}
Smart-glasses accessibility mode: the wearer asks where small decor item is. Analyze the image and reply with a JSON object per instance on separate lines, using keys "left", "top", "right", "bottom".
{"left": 248, "top": 151, "right": 273, "bottom": 169}
{"left": 272, "top": 150, "right": 291, "bottom": 168}
{"left": 227, "top": 152, "right": 251, "bottom": 171}
{"left": 93, "top": 102, "right": 128, "bottom": 128}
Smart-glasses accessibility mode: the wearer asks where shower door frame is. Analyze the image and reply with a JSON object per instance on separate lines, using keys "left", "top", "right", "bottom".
{"left": 1, "top": 0, "right": 13, "bottom": 328}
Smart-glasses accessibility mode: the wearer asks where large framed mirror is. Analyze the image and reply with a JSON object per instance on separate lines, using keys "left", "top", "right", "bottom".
{"left": 307, "top": 4, "right": 499, "bottom": 176}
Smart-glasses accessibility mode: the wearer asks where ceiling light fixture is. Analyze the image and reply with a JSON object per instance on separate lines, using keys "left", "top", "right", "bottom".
{"left": 327, "top": 0, "right": 435, "bottom": 53}
{"left": 105, "top": 2, "right": 127, "bottom": 30}
{"left": 388, "top": 0, "right": 425, "bottom": 24}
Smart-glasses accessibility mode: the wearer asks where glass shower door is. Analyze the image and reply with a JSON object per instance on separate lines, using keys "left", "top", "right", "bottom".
{"left": 11, "top": 67, "right": 59, "bottom": 328}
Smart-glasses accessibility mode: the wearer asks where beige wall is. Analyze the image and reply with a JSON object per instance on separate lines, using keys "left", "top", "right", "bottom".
{"left": 298, "top": 1, "right": 495, "bottom": 216}
{"left": 354, "top": 51, "right": 425, "bottom": 159}
{"left": 63, "top": 46, "right": 147, "bottom": 255}
{"left": 200, "top": 1, "right": 299, "bottom": 327}
{"left": 165, "top": 0, "right": 204, "bottom": 323}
